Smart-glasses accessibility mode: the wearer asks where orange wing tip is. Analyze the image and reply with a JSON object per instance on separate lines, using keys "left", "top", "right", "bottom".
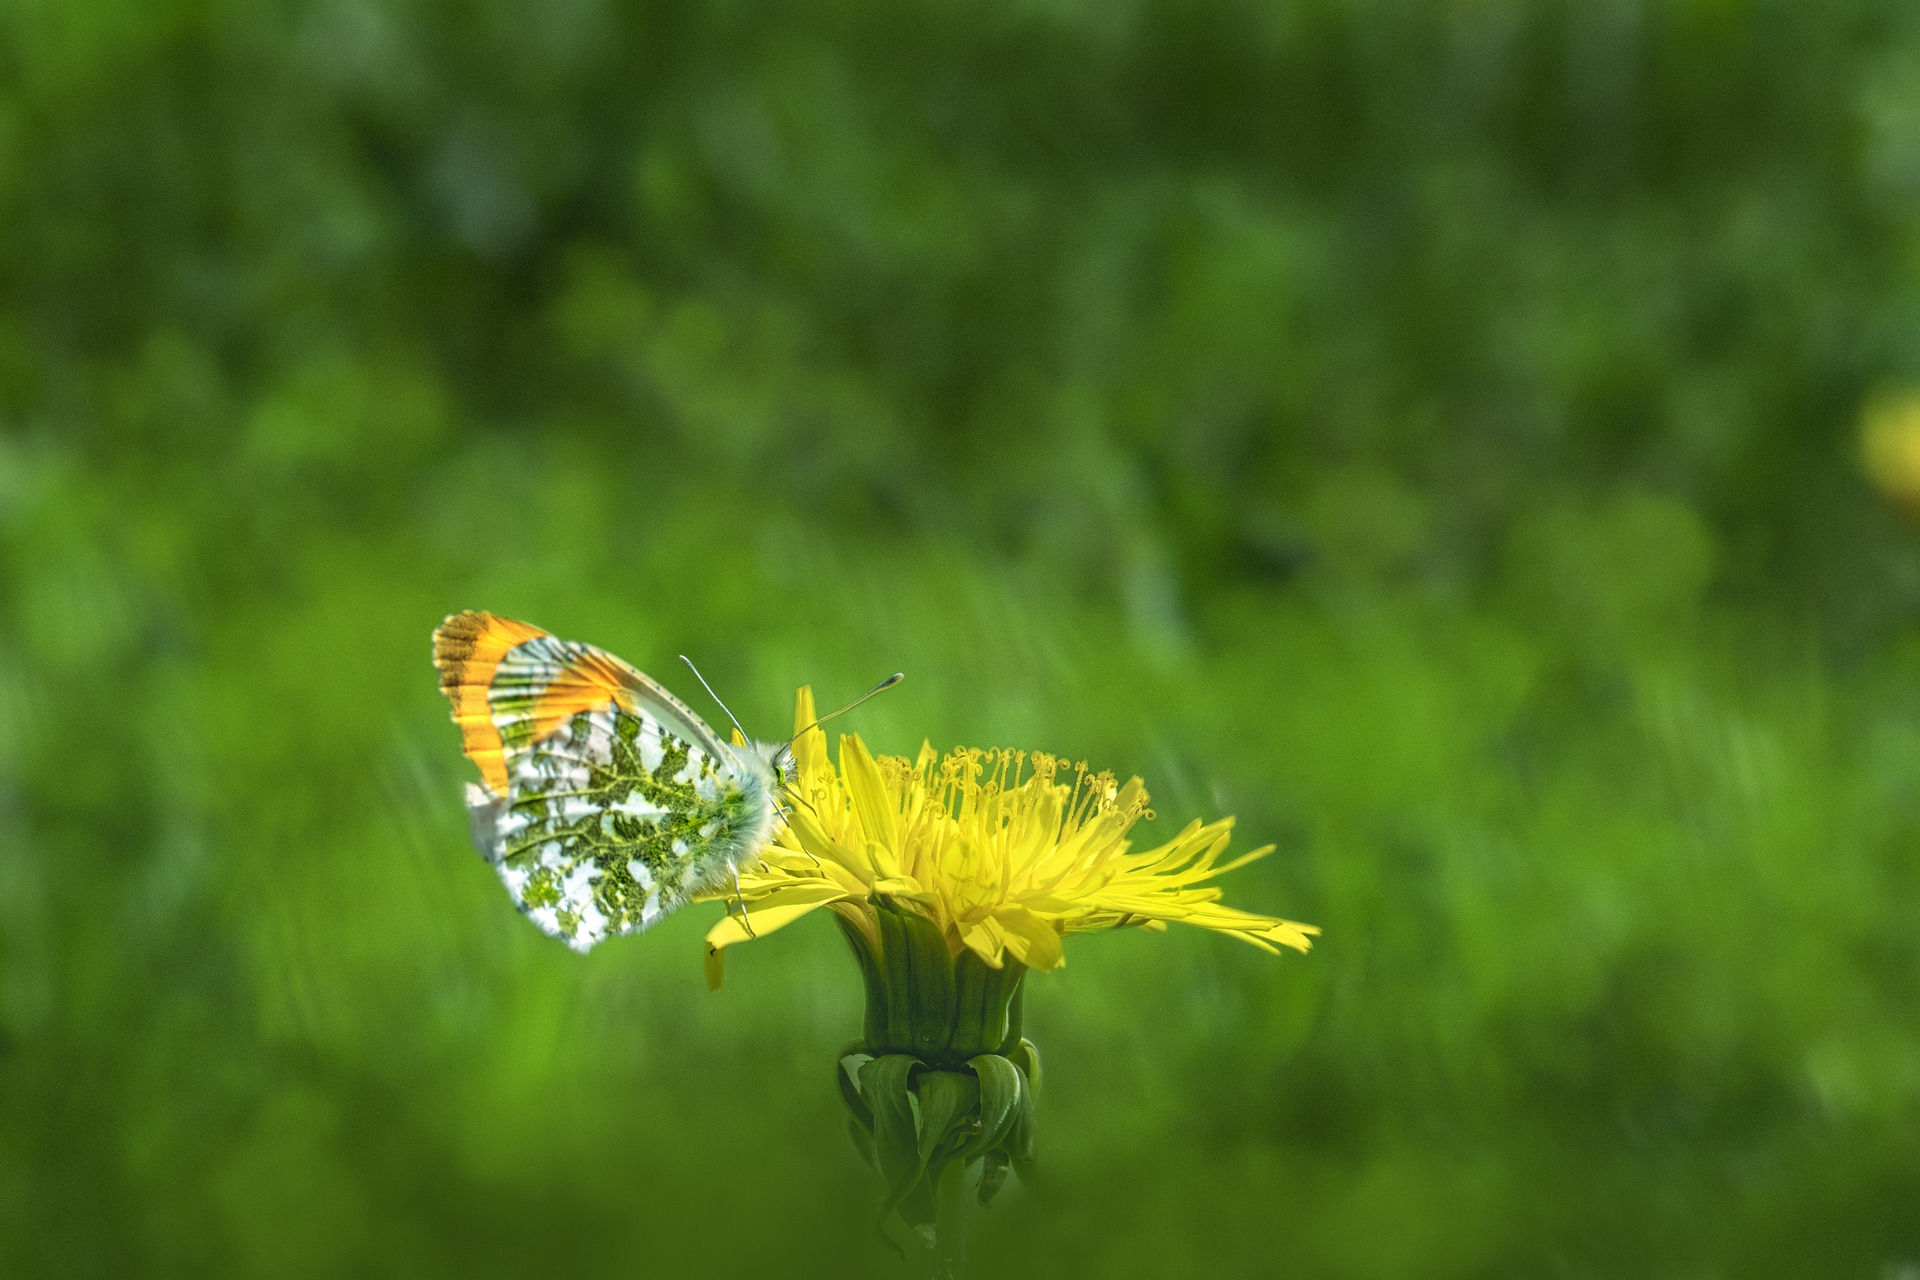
{"left": 528, "top": 649, "right": 643, "bottom": 744}
{"left": 433, "top": 611, "right": 547, "bottom": 686}
{"left": 432, "top": 611, "right": 549, "bottom": 795}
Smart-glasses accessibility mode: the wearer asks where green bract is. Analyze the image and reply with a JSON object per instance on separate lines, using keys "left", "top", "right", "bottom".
{"left": 836, "top": 898, "right": 1041, "bottom": 1272}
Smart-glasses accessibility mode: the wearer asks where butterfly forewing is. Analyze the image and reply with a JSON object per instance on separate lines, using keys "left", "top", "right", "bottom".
{"left": 433, "top": 611, "right": 775, "bottom": 952}
{"left": 482, "top": 632, "right": 728, "bottom": 764}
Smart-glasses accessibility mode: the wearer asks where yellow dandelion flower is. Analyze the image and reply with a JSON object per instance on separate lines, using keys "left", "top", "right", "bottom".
{"left": 697, "top": 686, "right": 1317, "bottom": 1267}
{"left": 701, "top": 687, "right": 1319, "bottom": 988}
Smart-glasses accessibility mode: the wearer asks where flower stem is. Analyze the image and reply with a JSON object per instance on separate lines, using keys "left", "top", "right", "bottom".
{"left": 930, "top": 1157, "right": 973, "bottom": 1280}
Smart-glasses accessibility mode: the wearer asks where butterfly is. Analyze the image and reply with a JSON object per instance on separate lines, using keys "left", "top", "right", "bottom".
{"left": 431, "top": 611, "right": 897, "bottom": 952}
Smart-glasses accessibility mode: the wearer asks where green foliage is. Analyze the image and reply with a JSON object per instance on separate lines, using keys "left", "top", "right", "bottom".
{"left": 5, "top": 0, "right": 1920, "bottom": 1275}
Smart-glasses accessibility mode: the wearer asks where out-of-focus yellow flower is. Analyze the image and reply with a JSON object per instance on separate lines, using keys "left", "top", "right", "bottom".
{"left": 1863, "top": 390, "right": 1920, "bottom": 517}
{"left": 701, "top": 687, "right": 1318, "bottom": 986}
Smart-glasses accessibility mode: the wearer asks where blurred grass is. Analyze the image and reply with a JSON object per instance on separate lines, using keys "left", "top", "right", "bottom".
{"left": 7, "top": 0, "right": 1920, "bottom": 1275}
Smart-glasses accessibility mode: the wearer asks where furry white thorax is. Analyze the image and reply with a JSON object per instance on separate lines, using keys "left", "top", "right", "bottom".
{"left": 708, "top": 738, "right": 796, "bottom": 878}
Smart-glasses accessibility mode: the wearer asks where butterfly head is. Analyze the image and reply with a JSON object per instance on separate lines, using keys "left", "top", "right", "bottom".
{"left": 724, "top": 737, "right": 797, "bottom": 796}
{"left": 767, "top": 741, "right": 797, "bottom": 792}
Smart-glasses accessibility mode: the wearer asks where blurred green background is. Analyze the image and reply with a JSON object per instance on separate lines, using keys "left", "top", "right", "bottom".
{"left": 6, "top": 1, "right": 1920, "bottom": 1275}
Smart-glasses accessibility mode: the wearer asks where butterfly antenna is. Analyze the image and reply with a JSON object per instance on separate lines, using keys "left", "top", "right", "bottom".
{"left": 680, "top": 655, "right": 751, "bottom": 742}
{"left": 730, "top": 864, "right": 757, "bottom": 939}
{"left": 785, "top": 672, "right": 905, "bottom": 749}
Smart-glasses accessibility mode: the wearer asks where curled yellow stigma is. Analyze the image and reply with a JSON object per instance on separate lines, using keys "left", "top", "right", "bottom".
{"left": 701, "top": 687, "right": 1319, "bottom": 987}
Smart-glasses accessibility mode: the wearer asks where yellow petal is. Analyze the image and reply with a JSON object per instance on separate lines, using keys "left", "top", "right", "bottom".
{"left": 791, "top": 687, "right": 824, "bottom": 777}
{"left": 943, "top": 834, "right": 1002, "bottom": 920}
{"left": 839, "top": 733, "right": 899, "bottom": 851}
{"left": 702, "top": 883, "right": 855, "bottom": 950}
{"left": 871, "top": 875, "right": 936, "bottom": 902}
{"left": 862, "top": 835, "right": 904, "bottom": 883}
{"left": 749, "top": 853, "right": 870, "bottom": 899}
{"left": 782, "top": 807, "right": 878, "bottom": 885}
{"left": 962, "top": 917, "right": 1009, "bottom": 968}
{"left": 1014, "top": 893, "right": 1090, "bottom": 918}
{"left": 992, "top": 905, "right": 1065, "bottom": 970}
{"left": 1262, "top": 921, "right": 1321, "bottom": 951}
{"left": 828, "top": 899, "right": 881, "bottom": 952}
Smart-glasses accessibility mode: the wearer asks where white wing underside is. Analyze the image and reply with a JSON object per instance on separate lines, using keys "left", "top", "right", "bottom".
{"left": 463, "top": 635, "right": 779, "bottom": 952}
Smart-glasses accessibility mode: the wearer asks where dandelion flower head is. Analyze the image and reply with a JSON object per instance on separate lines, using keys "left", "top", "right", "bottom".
{"left": 703, "top": 688, "right": 1318, "bottom": 983}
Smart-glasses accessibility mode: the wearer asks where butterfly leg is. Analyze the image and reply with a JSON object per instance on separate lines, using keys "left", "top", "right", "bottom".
{"left": 731, "top": 864, "right": 758, "bottom": 939}
{"left": 772, "top": 800, "right": 819, "bottom": 867}
{"left": 772, "top": 796, "right": 821, "bottom": 867}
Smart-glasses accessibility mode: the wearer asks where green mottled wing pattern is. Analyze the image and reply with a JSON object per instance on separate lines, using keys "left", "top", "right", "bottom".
{"left": 435, "top": 615, "right": 789, "bottom": 953}
{"left": 468, "top": 702, "right": 765, "bottom": 952}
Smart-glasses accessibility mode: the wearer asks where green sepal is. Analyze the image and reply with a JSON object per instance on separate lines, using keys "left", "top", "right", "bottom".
{"left": 914, "top": 1070, "right": 979, "bottom": 1167}
{"left": 837, "top": 1046, "right": 874, "bottom": 1133}
{"left": 858, "top": 1053, "right": 923, "bottom": 1223}
{"left": 873, "top": 902, "right": 918, "bottom": 1051}
{"left": 842, "top": 900, "right": 1034, "bottom": 1067}
{"left": 951, "top": 946, "right": 1027, "bottom": 1059}
{"left": 835, "top": 914, "right": 890, "bottom": 1050}
{"left": 962, "top": 1053, "right": 1022, "bottom": 1162}
{"left": 902, "top": 908, "right": 958, "bottom": 1060}
{"left": 1008, "top": 1037, "right": 1042, "bottom": 1097}
{"left": 976, "top": 1149, "right": 1012, "bottom": 1207}
{"left": 998, "top": 974, "right": 1026, "bottom": 1055}
{"left": 1008, "top": 1053, "right": 1038, "bottom": 1174}
{"left": 897, "top": 1174, "right": 938, "bottom": 1238}
{"left": 871, "top": 897, "right": 961, "bottom": 1060}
